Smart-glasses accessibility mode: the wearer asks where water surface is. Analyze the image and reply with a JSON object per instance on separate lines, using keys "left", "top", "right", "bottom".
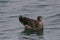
{"left": 0, "top": 0, "right": 60, "bottom": 40}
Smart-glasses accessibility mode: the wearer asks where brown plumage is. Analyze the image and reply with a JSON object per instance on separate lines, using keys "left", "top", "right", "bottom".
{"left": 19, "top": 15, "right": 43, "bottom": 31}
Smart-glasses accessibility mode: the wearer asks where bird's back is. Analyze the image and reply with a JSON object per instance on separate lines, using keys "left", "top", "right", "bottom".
{"left": 19, "top": 15, "right": 38, "bottom": 27}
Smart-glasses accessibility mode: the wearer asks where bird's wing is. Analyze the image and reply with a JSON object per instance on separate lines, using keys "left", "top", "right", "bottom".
{"left": 19, "top": 16, "right": 38, "bottom": 29}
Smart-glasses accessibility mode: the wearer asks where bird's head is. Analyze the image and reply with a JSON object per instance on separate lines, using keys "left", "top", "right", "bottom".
{"left": 37, "top": 16, "right": 42, "bottom": 21}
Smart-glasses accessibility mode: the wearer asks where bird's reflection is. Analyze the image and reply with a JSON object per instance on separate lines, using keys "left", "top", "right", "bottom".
{"left": 19, "top": 29, "right": 43, "bottom": 40}
{"left": 21, "top": 28, "right": 43, "bottom": 35}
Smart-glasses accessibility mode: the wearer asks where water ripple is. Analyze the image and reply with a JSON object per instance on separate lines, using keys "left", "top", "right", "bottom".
{"left": 45, "top": 28, "right": 60, "bottom": 30}
{"left": 34, "top": 5, "right": 50, "bottom": 8}
{"left": 48, "top": 14, "right": 60, "bottom": 18}
{"left": 0, "top": 37, "right": 11, "bottom": 39}
{"left": 0, "top": 20, "right": 7, "bottom": 23}
{"left": 8, "top": 15, "right": 19, "bottom": 18}
{"left": 0, "top": 1, "right": 8, "bottom": 3}
{"left": 0, "top": 12, "right": 6, "bottom": 14}
{"left": 38, "top": 0, "right": 45, "bottom": 1}
{"left": 52, "top": 19, "right": 60, "bottom": 22}
{"left": 0, "top": 33, "right": 4, "bottom": 35}
{"left": 2, "top": 27, "right": 21, "bottom": 32}
{"left": 23, "top": 4, "right": 50, "bottom": 8}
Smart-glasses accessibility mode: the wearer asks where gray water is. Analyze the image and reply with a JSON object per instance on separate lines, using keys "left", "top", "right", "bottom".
{"left": 0, "top": 0, "right": 60, "bottom": 40}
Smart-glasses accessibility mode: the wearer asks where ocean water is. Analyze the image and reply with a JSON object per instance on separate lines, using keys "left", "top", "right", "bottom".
{"left": 0, "top": 0, "right": 60, "bottom": 40}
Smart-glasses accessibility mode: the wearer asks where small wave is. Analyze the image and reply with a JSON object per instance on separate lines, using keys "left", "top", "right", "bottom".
{"left": 22, "top": 37, "right": 29, "bottom": 39}
{"left": 23, "top": 4, "right": 50, "bottom": 8}
{"left": 0, "top": 20, "right": 6, "bottom": 23}
{"left": 0, "top": 33, "right": 4, "bottom": 35}
{"left": 38, "top": 0, "right": 44, "bottom": 1}
{"left": 0, "top": 37, "right": 11, "bottom": 39}
{"left": 33, "top": 4, "right": 49, "bottom": 8}
{"left": 8, "top": 15, "right": 19, "bottom": 18}
{"left": 48, "top": 22, "right": 60, "bottom": 25}
{"left": 48, "top": 14, "right": 60, "bottom": 18}
{"left": 45, "top": 28, "right": 60, "bottom": 30}
{"left": 0, "top": 12, "right": 6, "bottom": 14}
{"left": 2, "top": 27, "right": 21, "bottom": 32}
{"left": 0, "top": 1, "right": 8, "bottom": 3}
{"left": 20, "top": 8, "right": 36, "bottom": 13}
{"left": 22, "top": 37, "right": 35, "bottom": 40}
{"left": 51, "top": 19, "right": 60, "bottom": 22}
{"left": 0, "top": 5, "right": 7, "bottom": 7}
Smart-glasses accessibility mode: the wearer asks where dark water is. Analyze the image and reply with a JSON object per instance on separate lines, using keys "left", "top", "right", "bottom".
{"left": 0, "top": 0, "right": 60, "bottom": 40}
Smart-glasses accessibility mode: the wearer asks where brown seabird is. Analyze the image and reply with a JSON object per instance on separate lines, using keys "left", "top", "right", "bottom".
{"left": 19, "top": 15, "right": 43, "bottom": 31}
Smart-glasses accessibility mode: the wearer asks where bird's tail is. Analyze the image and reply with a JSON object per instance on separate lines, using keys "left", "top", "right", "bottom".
{"left": 19, "top": 15, "right": 23, "bottom": 22}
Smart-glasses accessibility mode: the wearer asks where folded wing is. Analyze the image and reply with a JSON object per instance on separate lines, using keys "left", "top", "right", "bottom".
{"left": 19, "top": 15, "right": 38, "bottom": 28}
